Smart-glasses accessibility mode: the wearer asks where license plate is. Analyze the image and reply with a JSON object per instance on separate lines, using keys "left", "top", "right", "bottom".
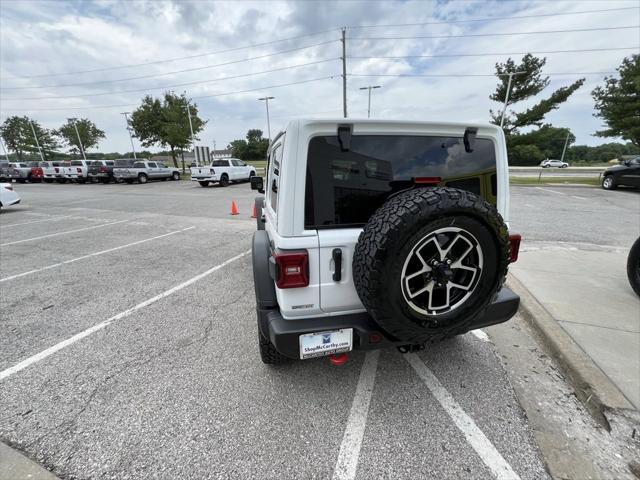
{"left": 299, "top": 329, "right": 353, "bottom": 360}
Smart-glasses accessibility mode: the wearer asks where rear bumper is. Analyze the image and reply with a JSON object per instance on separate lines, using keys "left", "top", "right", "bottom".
{"left": 191, "top": 176, "right": 219, "bottom": 182}
{"left": 258, "top": 288, "right": 520, "bottom": 359}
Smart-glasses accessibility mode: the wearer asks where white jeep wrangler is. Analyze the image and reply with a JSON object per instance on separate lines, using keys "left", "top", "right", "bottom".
{"left": 250, "top": 119, "right": 521, "bottom": 364}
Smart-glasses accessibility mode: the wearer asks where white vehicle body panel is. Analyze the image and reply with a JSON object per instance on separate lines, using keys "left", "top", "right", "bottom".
{"left": 64, "top": 160, "right": 92, "bottom": 180}
{"left": 0, "top": 183, "right": 20, "bottom": 207}
{"left": 264, "top": 118, "right": 510, "bottom": 319}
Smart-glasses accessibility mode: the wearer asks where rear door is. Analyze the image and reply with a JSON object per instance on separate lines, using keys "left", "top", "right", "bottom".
{"left": 308, "top": 132, "right": 499, "bottom": 314}
{"left": 621, "top": 157, "right": 640, "bottom": 187}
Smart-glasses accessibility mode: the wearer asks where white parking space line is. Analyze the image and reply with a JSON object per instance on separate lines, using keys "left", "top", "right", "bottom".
{"left": 1, "top": 215, "right": 74, "bottom": 228}
{"left": 0, "top": 226, "right": 195, "bottom": 283}
{"left": 571, "top": 195, "right": 587, "bottom": 200}
{"left": 470, "top": 329, "right": 490, "bottom": 342}
{"left": 0, "top": 220, "right": 127, "bottom": 246}
{"left": 405, "top": 354, "right": 520, "bottom": 480}
{"left": 0, "top": 249, "right": 250, "bottom": 381}
{"left": 534, "top": 187, "right": 566, "bottom": 196}
{"left": 332, "top": 350, "right": 380, "bottom": 480}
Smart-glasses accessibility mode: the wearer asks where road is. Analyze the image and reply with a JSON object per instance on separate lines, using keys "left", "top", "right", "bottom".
{"left": 1, "top": 181, "right": 551, "bottom": 480}
{"left": 3, "top": 182, "right": 638, "bottom": 479}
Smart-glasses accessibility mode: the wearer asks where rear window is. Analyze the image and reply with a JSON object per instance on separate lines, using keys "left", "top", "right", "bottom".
{"left": 91, "top": 161, "right": 103, "bottom": 166}
{"left": 304, "top": 135, "right": 496, "bottom": 228}
{"left": 70, "top": 161, "right": 84, "bottom": 166}
{"left": 211, "top": 160, "right": 229, "bottom": 167}
{"left": 115, "top": 160, "right": 133, "bottom": 167}
{"left": 133, "top": 162, "right": 145, "bottom": 168}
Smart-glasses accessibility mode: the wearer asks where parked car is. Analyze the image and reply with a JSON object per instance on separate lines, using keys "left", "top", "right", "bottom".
{"left": 9, "top": 162, "right": 43, "bottom": 183}
{"left": 190, "top": 158, "right": 256, "bottom": 187}
{"left": 0, "top": 183, "right": 20, "bottom": 209}
{"left": 63, "top": 160, "right": 93, "bottom": 183}
{"left": 39, "top": 161, "right": 67, "bottom": 183}
{"left": 88, "top": 159, "right": 136, "bottom": 184}
{"left": 602, "top": 156, "right": 640, "bottom": 190}
{"left": 0, "top": 160, "right": 11, "bottom": 182}
{"left": 540, "top": 159, "right": 568, "bottom": 168}
{"left": 113, "top": 160, "right": 180, "bottom": 184}
{"left": 250, "top": 119, "right": 521, "bottom": 364}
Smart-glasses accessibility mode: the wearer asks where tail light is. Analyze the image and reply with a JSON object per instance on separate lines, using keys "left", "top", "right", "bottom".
{"left": 509, "top": 233, "right": 522, "bottom": 263}
{"left": 55, "top": 167, "right": 59, "bottom": 173}
{"left": 31, "top": 167, "right": 43, "bottom": 176}
{"left": 77, "top": 167, "right": 82, "bottom": 173}
{"left": 210, "top": 169, "right": 215, "bottom": 175}
{"left": 413, "top": 176, "right": 441, "bottom": 185}
{"left": 273, "top": 250, "right": 309, "bottom": 289}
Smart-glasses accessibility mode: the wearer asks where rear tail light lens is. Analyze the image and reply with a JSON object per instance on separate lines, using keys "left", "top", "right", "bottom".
{"left": 99, "top": 166, "right": 108, "bottom": 173}
{"left": 55, "top": 167, "right": 59, "bottom": 173}
{"left": 509, "top": 233, "right": 522, "bottom": 263}
{"left": 210, "top": 169, "right": 215, "bottom": 174}
{"left": 77, "top": 167, "right": 82, "bottom": 173}
{"left": 274, "top": 250, "right": 309, "bottom": 289}
{"left": 413, "top": 176, "right": 441, "bottom": 185}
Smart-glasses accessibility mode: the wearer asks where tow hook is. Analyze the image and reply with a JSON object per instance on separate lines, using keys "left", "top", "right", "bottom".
{"left": 328, "top": 353, "right": 348, "bottom": 366}
{"left": 397, "top": 344, "right": 426, "bottom": 354}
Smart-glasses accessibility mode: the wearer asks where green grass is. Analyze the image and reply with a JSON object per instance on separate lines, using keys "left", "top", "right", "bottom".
{"left": 510, "top": 176, "right": 600, "bottom": 186}
{"left": 246, "top": 160, "right": 267, "bottom": 174}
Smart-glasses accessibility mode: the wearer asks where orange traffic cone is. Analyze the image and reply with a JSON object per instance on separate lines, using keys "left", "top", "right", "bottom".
{"left": 251, "top": 203, "right": 257, "bottom": 218}
{"left": 230, "top": 201, "right": 239, "bottom": 216}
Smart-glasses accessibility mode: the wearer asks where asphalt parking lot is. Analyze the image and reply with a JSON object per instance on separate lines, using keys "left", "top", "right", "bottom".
{"left": 0, "top": 181, "right": 635, "bottom": 480}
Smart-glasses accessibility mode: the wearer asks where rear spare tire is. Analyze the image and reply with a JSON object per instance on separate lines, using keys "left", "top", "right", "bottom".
{"left": 353, "top": 187, "right": 510, "bottom": 343}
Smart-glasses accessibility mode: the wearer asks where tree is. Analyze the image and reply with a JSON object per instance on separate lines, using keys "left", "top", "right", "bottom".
{"left": 489, "top": 54, "right": 584, "bottom": 165}
{"left": 56, "top": 118, "right": 105, "bottom": 157}
{"left": 592, "top": 55, "right": 640, "bottom": 147}
{"left": 130, "top": 91, "right": 206, "bottom": 168}
{"left": 0, "top": 116, "right": 59, "bottom": 161}
{"left": 228, "top": 129, "right": 269, "bottom": 160}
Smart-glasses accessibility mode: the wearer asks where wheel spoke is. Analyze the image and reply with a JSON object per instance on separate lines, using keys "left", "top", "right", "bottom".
{"left": 408, "top": 280, "right": 433, "bottom": 299}
{"left": 450, "top": 243, "right": 474, "bottom": 268}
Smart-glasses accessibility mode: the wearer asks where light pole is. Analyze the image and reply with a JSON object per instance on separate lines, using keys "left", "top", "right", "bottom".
{"left": 258, "top": 96, "right": 274, "bottom": 140}
{"left": 499, "top": 71, "right": 526, "bottom": 128}
{"left": 120, "top": 112, "right": 137, "bottom": 160}
{"left": 359, "top": 85, "right": 381, "bottom": 118}
{"left": 70, "top": 118, "right": 86, "bottom": 161}
{"left": 29, "top": 121, "right": 45, "bottom": 162}
{"left": 0, "top": 136, "right": 9, "bottom": 161}
{"left": 183, "top": 104, "right": 197, "bottom": 165}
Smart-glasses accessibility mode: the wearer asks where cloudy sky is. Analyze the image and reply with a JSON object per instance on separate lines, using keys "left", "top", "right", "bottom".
{"left": 1, "top": 0, "right": 638, "bottom": 153}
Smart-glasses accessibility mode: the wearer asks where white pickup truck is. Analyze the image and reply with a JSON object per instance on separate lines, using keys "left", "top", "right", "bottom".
{"left": 63, "top": 160, "right": 93, "bottom": 183}
{"left": 39, "top": 161, "right": 68, "bottom": 183}
{"left": 190, "top": 158, "right": 256, "bottom": 187}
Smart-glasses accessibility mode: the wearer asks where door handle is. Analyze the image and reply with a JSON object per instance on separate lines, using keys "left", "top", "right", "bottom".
{"left": 332, "top": 248, "right": 342, "bottom": 282}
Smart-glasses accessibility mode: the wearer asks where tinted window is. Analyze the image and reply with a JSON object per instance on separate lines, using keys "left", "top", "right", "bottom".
{"left": 133, "top": 162, "right": 145, "bottom": 168}
{"left": 70, "top": 161, "right": 84, "bottom": 166}
{"left": 305, "top": 135, "right": 496, "bottom": 228}
{"left": 105, "top": 161, "right": 115, "bottom": 166}
{"left": 91, "top": 161, "right": 103, "bottom": 166}
{"left": 211, "top": 160, "right": 229, "bottom": 167}
{"left": 269, "top": 145, "right": 282, "bottom": 212}
{"left": 115, "top": 160, "right": 133, "bottom": 167}
{"left": 148, "top": 162, "right": 157, "bottom": 168}
{"left": 157, "top": 163, "right": 166, "bottom": 168}
{"left": 231, "top": 159, "right": 241, "bottom": 166}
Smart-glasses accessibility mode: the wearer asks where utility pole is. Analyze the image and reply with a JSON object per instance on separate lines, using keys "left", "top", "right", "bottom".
{"left": 29, "top": 121, "right": 45, "bottom": 162}
{"left": 499, "top": 71, "right": 526, "bottom": 128}
{"left": 258, "top": 96, "right": 274, "bottom": 140}
{"left": 359, "top": 85, "right": 381, "bottom": 118}
{"left": 120, "top": 112, "right": 137, "bottom": 160}
{"left": 70, "top": 118, "right": 86, "bottom": 161}
{"left": 341, "top": 27, "right": 347, "bottom": 118}
{"left": 184, "top": 104, "right": 197, "bottom": 165}
{"left": 560, "top": 132, "right": 571, "bottom": 163}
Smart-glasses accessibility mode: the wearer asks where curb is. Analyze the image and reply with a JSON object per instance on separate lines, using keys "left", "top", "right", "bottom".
{"left": 0, "top": 442, "right": 59, "bottom": 480}
{"left": 506, "top": 273, "right": 635, "bottom": 429}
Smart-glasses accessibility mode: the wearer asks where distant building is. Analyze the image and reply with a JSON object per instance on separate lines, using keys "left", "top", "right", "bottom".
{"left": 211, "top": 149, "right": 231, "bottom": 159}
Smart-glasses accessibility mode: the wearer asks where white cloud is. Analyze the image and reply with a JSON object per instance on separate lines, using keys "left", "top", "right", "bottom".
{"left": 0, "top": 0, "right": 638, "bottom": 153}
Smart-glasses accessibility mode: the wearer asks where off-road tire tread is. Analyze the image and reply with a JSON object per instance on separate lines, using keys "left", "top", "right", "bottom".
{"left": 627, "top": 237, "right": 640, "bottom": 297}
{"left": 353, "top": 187, "right": 510, "bottom": 343}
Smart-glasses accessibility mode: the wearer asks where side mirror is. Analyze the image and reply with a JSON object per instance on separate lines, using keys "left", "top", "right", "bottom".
{"left": 250, "top": 176, "right": 264, "bottom": 193}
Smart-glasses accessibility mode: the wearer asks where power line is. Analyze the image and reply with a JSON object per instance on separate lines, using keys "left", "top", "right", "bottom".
{"left": 348, "top": 72, "right": 617, "bottom": 78}
{"left": 348, "top": 6, "right": 639, "bottom": 29}
{"left": 0, "top": 76, "right": 340, "bottom": 112}
{"left": 347, "top": 25, "right": 640, "bottom": 41}
{"left": 4, "top": 59, "right": 340, "bottom": 101}
{"left": 348, "top": 46, "right": 639, "bottom": 60}
{"left": 0, "top": 28, "right": 340, "bottom": 81}
{"left": 1, "top": 41, "right": 339, "bottom": 90}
